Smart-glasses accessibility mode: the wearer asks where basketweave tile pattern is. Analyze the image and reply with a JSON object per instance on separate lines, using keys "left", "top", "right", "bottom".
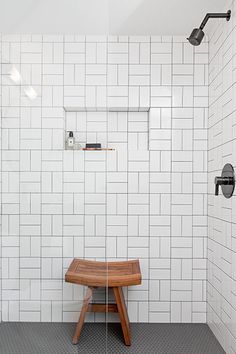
{"left": 207, "top": 1, "right": 236, "bottom": 354}
{"left": 0, "top": 34, "right": 208, "bottom": 323}
{"left": 0, "top": 33, "right": 2, "bottom": 324}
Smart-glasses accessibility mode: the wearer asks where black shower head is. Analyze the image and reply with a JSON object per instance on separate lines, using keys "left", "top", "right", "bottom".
{"left": 187, "top": 28, "right": 204, "bottom": 46}
{"left": 187, "top": 10, "right": 231, "bottom": 46}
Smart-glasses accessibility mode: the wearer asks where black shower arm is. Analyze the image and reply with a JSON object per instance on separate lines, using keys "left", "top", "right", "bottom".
{"left": 199, "top": 11, "right": 231, "bottom": 30}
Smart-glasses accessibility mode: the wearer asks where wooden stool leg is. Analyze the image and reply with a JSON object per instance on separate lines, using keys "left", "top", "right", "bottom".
{"left": 113, "top": 287, "right": 131, "bottom": 346}
{"left": 72, "top": 287, "right": 93, "bottom": 345}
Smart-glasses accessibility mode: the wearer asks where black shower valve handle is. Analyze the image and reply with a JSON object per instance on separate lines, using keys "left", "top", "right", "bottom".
{"left": 214, "top": 164, "right": 235, "bottom": 198}
{"left": 214, "top": 178, "right": 220, "bottom": 196}
{"left": 214, "top": 176, "right": 234, "bottom": 196}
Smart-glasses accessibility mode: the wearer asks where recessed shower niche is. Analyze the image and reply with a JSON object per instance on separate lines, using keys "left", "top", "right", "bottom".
{"left": 64, "top": 107, "right": 153, "bottom": 151}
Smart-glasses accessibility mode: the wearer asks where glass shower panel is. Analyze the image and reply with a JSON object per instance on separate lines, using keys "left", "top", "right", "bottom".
{"left": 106, "top": 4, "right": 151, "bottom": 352}
{"left": 0, "top": 34, "right": 2, "bottom": 324}
{"left": 1, "top": 45, "right": 21, "bottom": 323}
{"left": 0, "top": 2, "right": 110, "bottom": 353}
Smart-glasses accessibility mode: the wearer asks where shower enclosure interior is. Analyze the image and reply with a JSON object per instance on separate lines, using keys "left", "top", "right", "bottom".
{"left": 0, "top": 0, "right": 235, "bottom": 353}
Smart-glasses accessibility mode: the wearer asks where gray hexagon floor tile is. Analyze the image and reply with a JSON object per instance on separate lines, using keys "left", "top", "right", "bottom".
{"left": 0, "top": 323, "right": 225, "bottom": 354}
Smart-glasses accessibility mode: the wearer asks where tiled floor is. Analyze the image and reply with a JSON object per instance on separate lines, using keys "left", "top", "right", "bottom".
{"left": 0, "top": 323, "right": 225, "bottom": 354}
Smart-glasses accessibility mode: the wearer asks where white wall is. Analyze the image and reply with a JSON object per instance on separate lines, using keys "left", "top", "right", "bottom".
{"left": 0, "top": 0, "right": 109, "bottom": 34}
{"left": 0, "top": 34, "right": 208, "bottom": 323}
{"left": 208, "top": 0, "right": 236, "bottom": 353}
{"left": 0, "top": 0, "right": 227, "bottom": 35}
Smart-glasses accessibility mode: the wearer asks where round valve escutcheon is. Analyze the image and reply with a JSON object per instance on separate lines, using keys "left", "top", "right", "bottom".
{"left": 214, "top": 163, "right": 235, "bottom": 198}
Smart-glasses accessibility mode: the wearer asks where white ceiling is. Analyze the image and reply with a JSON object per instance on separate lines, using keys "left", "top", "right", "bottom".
{"left": 0, "top": 0, "right": 228, "bottom": 35}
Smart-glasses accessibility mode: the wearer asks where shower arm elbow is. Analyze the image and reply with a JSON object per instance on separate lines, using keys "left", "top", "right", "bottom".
{"left": 199, "top": 13, "right": 210, "bottom": 30}
{"left": 199, "top": 11, "right": 231, "bottom": 30}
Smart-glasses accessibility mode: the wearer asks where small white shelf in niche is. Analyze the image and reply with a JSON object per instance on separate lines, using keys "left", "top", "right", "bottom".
{"left": 64, "top": 106, "right": 151, "bottom": 151}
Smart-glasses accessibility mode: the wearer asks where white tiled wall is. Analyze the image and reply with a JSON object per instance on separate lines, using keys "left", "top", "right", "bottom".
{"left": 0, "top": 34, "right": 208, "bottom": 323}
{"left": 0, "top": 33, "right": 2, "bottom": 322}
{"left": 207, "top": 1, "right": 236, "bottom": 353}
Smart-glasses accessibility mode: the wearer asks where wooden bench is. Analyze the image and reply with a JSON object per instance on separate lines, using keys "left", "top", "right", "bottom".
{"left": 65, "top": 258, "right": 142, "bottom": 346}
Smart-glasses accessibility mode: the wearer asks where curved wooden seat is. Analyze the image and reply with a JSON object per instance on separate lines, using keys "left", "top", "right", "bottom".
{"left": 65, "top": 258, "right": 141, "bottom": 287}
{"left": 65, "top": 258, "right": 142, "bottom": 346}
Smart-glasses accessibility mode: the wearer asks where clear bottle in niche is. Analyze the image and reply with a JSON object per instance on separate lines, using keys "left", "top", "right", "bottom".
{"left": 66, "top": 131, "right": 75, "bottom": 149}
